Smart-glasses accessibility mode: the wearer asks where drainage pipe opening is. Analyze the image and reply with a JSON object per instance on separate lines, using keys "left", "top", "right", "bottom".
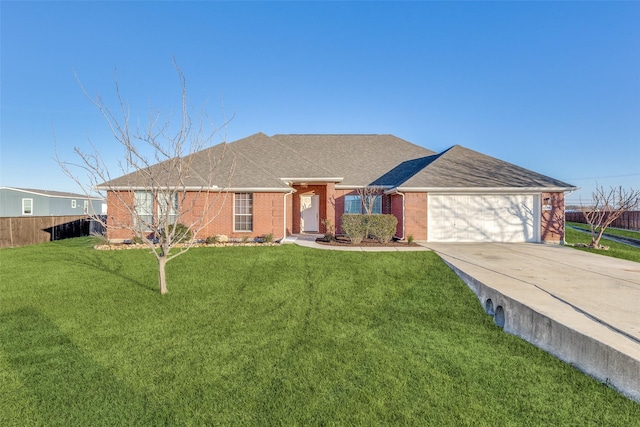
{"left": 494, "top": 306, "right": 505, "bottom": 328}
{"left": 485, "top": 299, "right": 494, "bottom": 315}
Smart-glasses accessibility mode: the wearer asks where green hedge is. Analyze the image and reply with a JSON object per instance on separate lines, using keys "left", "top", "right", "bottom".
{"left": 341, "top": 214, "right": 398, "bottom": 244}
{"left": 341, "top": 214, "right": 368, "bottom": 244}
{"left": 367, "top": 214, "right": 398, "bottom": 244}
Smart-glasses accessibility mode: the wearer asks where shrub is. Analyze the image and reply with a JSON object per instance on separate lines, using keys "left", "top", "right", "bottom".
{"left": 131, "top": 236, "right": 144, "bottom": 245}
{"left": 262, "top": 233, "right": 274, "bottom": 243}
{"left": 205, "top": 236, "right": 219, "bottom": 244}
{"left": 161, "top": 223, "right": 192, "bottom": 244}
{"left": 367, "top": 214, "right": 398, "bottom": 244}
{"left": 407, "top": 234, "right": 414, "bottom": 245}
{"left": 341, "top": 214, "right": 368, "bottom": 244}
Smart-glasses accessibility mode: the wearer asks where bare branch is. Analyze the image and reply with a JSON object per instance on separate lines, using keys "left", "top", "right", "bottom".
{"left": 582, "top": 185, "right": 640, "bottom": 248}
{"left": 356, "top": 185, "right": 384, "bottom": 215}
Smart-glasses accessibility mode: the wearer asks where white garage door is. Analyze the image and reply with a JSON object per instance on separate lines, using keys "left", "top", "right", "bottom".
{"left": 428, "top": 194, "right": 540, "bottom": 243}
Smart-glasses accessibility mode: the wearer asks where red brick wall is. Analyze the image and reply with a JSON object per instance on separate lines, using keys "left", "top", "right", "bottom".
{"left": 333, "top": 189, "right": 350, "bottom": 234}
{"left": 253, "top": 192, "right": 288, "bottom": 239}
{"left": 284, "top": 192, "right": 293, "bottom": 237}
{"left": 325, "top": 183, "right": 336, "bottom": 234}
{"left": 404, "top": 192, "right": 428, "bottom": 240}
{"left": 391, "top": 193, "right": 404, "bottom": 238}
{"left": 540, "top": 191, "right": 565, "bottom": 243}
{"left": 105, "top": 191, "right": 135, "bottom": 240}
{"left": 105, "top": 190, "right": 287, "bottom": 241}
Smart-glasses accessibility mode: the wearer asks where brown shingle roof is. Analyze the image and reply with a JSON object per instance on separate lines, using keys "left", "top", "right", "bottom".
{"left": 271, "top": 134, "right": 436, "bottom": 186}
{"left": 400, "top": 145, "right": 575, "bottom": 189}
{"left": 99, "top": 135, "right": 576, "bottom": 192}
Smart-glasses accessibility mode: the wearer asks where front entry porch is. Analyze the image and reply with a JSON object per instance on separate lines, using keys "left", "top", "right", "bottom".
{"left": 290, "top": 182, "right": 336, "bottom": 235}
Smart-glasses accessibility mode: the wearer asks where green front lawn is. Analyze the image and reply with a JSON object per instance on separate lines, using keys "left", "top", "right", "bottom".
{"left": 1, "top": 238, "right": 638, "bottom": 425}
{"left": 565, "top": 225, "right": 640, "bottom": 263}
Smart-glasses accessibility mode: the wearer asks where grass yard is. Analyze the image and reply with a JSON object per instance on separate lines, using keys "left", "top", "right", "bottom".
{"left": 1, "top": 238, "right": 638, "bottom": 426}
{"left": 567, "top": 221, "right": 640, "bottom": 240}
{"left": 565, "top": 224, "right": 640, "bottom": 263}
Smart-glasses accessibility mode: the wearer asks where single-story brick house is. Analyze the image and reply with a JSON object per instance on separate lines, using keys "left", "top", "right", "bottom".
{"left": 99, "top": 133, "right": 577, "bottom": 243}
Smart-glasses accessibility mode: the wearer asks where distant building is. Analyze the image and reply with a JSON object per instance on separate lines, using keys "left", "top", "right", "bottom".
{"left": 0, "top": 187, "right": 105, "bottom": 217}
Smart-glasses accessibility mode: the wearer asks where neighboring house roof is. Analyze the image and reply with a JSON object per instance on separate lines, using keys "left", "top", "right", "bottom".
{"left": 97, "top": 134, "right": 576, "bottom": 192}
{"left": 0, "top": 187, "right": 103, "bottom": 200}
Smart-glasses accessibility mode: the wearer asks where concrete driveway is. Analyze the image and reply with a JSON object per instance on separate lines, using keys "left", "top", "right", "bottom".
{"left": 423, "top": 242, "right": 640, "bottom": 402}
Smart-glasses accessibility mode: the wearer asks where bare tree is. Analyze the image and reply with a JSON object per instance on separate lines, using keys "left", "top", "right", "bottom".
{"left": 57, "top": 59, "right": 234, "bottom": 294}
{"left": 356, "top": 185, "right": 383, "bottom": 215}
{"left": 582, "top": 185, "right": 640, "bottom": 249}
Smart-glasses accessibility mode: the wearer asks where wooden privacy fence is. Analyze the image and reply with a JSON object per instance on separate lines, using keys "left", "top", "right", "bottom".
{"left": 0, "top": 215, "right": 103, "bottom": 248}
{"left": 565, "top": 211, "right": 640, "bottom": 231}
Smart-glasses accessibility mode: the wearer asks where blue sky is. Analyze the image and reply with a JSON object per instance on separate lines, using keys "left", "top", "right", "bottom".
{"left": 1, "top": 1, "right": 638, "bottom": 205}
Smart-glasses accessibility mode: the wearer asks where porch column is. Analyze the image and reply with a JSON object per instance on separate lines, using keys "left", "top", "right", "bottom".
{"left": 324, "top": 182, "right": 336, "bottom": 234}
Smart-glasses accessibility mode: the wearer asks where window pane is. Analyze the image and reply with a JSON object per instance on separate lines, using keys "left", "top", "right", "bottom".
{"left": 22, "top": 199, "right": 33, "bottom": 215}
{"left": 234, "top": 193, "right": 253, "bottom": 231}
{"left": 344, "top": 195, "right": 361, "bottom": 214}
{"left": 359, "top": 195, "right": 382, "bottom": 214}
{"left": 371, "top": 195, "right": 382, "bottom": 214}
{"left": 158, "top": 193, "right": 179, "bottom": 225}
{"left": 134, "top": 191, "right": 154, "bottom": 231}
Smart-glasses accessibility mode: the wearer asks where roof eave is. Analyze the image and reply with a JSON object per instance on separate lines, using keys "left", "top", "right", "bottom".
{"left": 96, "top": 184, "right": 301, "bottom": 193}
{"left": 280, "top": 177, "right": 344, "bottom": 184}
{"left": 95, "top": 185, "right": 220, "bottom": 191}
{"left": 226, "top": 187, "right": 296, "bottom": 193}
{"left": 1, "top": 187, "right": 104, "bottom": 200}
{"left": 335, "top": 184, "right": 395, "bottom": 190}
{"left": 388, "top": 186, "right": 579, "bottom": 194}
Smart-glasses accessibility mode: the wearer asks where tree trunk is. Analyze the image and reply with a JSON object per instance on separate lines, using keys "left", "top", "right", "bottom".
{"left": 158, "top": 255, "right": 168, "bottom": 294}
{"left": 592, "top": 230, "right": 604, "bottom": 248}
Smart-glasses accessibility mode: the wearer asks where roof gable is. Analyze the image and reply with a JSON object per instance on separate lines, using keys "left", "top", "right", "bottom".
{"left": 400, "top": 145, "right": 575, "bottom": 189}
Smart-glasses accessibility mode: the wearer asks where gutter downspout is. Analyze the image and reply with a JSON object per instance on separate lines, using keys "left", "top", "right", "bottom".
{"left": 388, "top": 189, "right": 406, "bottom": 240}
{"left": 283, "top": 190, "right": 294, "bottom": 240}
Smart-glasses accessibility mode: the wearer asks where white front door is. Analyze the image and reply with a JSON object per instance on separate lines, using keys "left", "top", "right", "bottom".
{"left": 301, "top": 195, "right": 319, "bottom": 232}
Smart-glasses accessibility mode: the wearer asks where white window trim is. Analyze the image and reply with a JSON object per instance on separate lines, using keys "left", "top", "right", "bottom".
{"left": 83, "top": 200, "right": 89, "bottom": 214}
{"left": 134, "top": 191, "right": 154, "bottom": 232}
{"left": 71, "top": 200, "right": 77, "bottom": 209}
{"left": 233, "top": 193, "right": 253, "bottom": 232}
{"left": 22, "top": 198, "right": 33, "bottom": 215}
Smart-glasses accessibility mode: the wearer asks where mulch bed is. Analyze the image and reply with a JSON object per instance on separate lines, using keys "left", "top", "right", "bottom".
{"left": 315, "top": 236, "right": 418, "bottom": 247}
